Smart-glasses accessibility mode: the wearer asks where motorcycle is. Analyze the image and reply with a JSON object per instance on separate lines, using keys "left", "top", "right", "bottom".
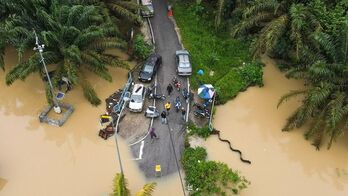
{"left": 193, "top": 109, "right": 210, "bottom": 119}
{"left": 149, "top": 92, "right": 166, "bottom": 100}
{"left": 146, "top": 83, "right": 156, "bottom": 96}
{"left": 172, "top": 76, "right": 178, "bottom": 85}
{"left": 193, "top": 102, "right": 208, "bottom": 110}
{"left": 172, "top": 76, "right": 181, "bottom": 91}
{"left": 174, "top": 96, "right": 182, "bottom": 112}
{"left": 182, "top": 87, "right": 190, "bottom": 100}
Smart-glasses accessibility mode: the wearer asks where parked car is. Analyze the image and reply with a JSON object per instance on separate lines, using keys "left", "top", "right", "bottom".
{"left": 175, "top": 50, "right": 192, "bottom": 76}
{"left": 140, "top": 0, "right": 154, "bottom": 17}
{"left": 144, "top": 106, "right": 160, "bottom": 118}
{"left": 138, "top": 53, "right": 162, "bottom": 82}
{"left": 129, "top": 84, "right": 146, "bottom": 112}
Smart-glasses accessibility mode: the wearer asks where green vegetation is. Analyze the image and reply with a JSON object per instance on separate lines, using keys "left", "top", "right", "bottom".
{"left": 112, "top": 173, "right": 156, "bottom": 196}
{"left": 133, "top": 35, "right": 153, "bottom": 60}
{"left": 187, "top": 122, "right": 211, "bottom": 139}
{"left": 182, "top": 147, "right": 249, "bottom": 195}
{"left": 0, "top": 0, "right": 142, "bottom": 106}
{"left": 174, "top": 1, "right": 263, "bottom": 104}
{"left": 231, "top": 0, "right": 348, "bottom": 149}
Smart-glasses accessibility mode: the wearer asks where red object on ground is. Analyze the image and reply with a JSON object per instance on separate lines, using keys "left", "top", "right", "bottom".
{"left": 167, "top": 9, "right": 173, "bottom": 17}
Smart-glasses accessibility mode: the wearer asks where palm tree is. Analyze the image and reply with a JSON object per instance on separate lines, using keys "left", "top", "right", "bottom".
{"left": 1, "top": 0, "right": 129, "bottom": 105}
{"left": 215, "top": 0, "right": 247, "bottom": 27}
{"left": 80, "top": 0, "right": 144, "bottom": 25}
{"left": 232, "top": 0, "right": 321, "bottom": 61}
{"left": 112, "top": 173, "right": 156, "bottom": 196}
{"left": 278, "top": 24, "right": 348, "bottom": 149}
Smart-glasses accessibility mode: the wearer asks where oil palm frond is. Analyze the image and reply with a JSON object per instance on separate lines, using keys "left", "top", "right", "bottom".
{"left": 277, "top": 89, "right": 307, "bottom": 108}
{"left": 112, "top": 173, "right": 130, "bottom": 196}
{"left": 135, "top": 183, "right": 156, "bottom": 196}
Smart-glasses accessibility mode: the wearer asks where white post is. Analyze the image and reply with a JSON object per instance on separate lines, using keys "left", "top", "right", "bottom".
{"left": 33, "top": 30, "right": 61, "bottom": 114}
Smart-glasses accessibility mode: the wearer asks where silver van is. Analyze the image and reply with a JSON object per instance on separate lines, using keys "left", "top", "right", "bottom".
{"left": 141, "top": 0, "right": 154, "bottom": 17}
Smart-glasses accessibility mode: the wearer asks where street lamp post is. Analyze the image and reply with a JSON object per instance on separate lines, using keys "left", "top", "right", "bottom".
{"left": 33, "top": 30, "right": 61, "bottom": 114}
{"left": 113, "top": 95, "right": 130, "bottom": 174}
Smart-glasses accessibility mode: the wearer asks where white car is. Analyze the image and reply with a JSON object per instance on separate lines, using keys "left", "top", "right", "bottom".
{"left": 129, "top": 84, "right": 146, "bottom": 112}
{"left": 176, "top": 50, "right": 192, "bottom": 76}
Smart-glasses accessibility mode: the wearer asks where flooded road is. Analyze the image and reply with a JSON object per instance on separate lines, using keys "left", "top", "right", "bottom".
{"left": 1, "top": 48, "right": 347, "bottom": 196}
{"left": 205, "top": 56, "right": 348, "bottom": 196}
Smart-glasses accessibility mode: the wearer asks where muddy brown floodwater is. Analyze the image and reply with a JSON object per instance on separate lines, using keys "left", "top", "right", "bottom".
{"left": 1, "top": 47, "right": 347, "bottom": 196}
{"left": 204, "top": 56, "right": 348, "bottom": 196}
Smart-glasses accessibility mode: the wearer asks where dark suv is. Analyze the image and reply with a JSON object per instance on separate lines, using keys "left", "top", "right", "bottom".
{"left": 138, "top": 53, "right": 162, "bottom": 82}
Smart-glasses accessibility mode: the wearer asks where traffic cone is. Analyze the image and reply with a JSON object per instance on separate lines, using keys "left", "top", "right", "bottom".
{"left": 167, "top": 9, "right": 173, "bottom": 17}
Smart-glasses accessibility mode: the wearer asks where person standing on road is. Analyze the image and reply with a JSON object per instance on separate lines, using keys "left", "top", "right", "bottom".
{"left": 181, "top": 107, "right": 186, "bottom": 121}
{"left": 164, "top": 102, "right": 171, "bottom": 115}
{"left": 161, "top": 111, "right": 167, "bottom": 124}
{"left": 167, "top": 84, "right": 173, "bottom": 96}
{"left": 150, "top": 127, "right": 158, "bottom": 139}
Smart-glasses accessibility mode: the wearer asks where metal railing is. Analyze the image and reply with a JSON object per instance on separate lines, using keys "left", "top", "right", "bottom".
{"left": 113, "top": 73, "right": 133, "bottom": 114}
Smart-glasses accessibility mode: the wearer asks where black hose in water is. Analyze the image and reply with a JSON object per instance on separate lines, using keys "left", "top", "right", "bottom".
{"left": 212, "top": 129, "right": 251, "bottom": 164}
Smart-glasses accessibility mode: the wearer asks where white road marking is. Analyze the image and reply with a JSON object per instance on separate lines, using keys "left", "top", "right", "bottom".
{"left": 132, "top": 140, "right": 145, "bottom": 161}
{"left": 139, "top": 140, "right": 145, "bottom": 159}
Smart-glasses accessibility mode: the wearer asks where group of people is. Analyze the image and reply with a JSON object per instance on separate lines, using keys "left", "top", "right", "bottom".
{"left": 149, "top": 81, "right": 187, "bottom": 140}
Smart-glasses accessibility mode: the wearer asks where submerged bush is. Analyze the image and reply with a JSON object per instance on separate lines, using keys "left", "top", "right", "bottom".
{"left": 238, "top": 62, "right": 263, "bottom": 87}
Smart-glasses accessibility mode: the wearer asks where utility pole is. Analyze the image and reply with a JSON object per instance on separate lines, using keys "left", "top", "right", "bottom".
{"left": 113, "top": 95, "right": 130, "bottom": 174}
{"left": 33, "top": 30, "right": 61, "bottom": 114}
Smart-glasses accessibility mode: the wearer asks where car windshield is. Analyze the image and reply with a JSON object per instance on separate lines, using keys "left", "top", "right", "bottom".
{"left": 130, "top": 94, "right": 142, "bottom": 103}
{"left": 146, "top": 5, "right": 154, "bottom": 12}
{"left": 143, "top": 64, "right": 153, "bottom": 73}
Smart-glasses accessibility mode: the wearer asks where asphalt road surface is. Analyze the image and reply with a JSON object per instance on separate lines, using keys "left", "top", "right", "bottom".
{"left": 130, "top": 0, "right": 187, "bottom": 178}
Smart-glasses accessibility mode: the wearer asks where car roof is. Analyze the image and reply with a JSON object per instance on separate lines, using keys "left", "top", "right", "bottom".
{"left": 145, "top": 53, "right": 160, "bottom": 65}
{"left": 132, "top": 84, "right": 144, "bottom": 95}
{"left": 178, "top": 54, "right": 189, "bottom": 63}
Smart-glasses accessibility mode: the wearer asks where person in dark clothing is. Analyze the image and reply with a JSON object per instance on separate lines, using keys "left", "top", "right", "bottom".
{"left": 167, "top": 84, "right": 173, "bottom": 96}
{"left": 161, "top": 111, "right": 167, "bottom": 124}
{"left": 150, "top": 127, "right": 158, "bottom": 139}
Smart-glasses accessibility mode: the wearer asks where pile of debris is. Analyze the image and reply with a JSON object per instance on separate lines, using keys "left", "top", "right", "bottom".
{"left": 105, "top": 90, "right": 122, "bottom": 115}
{"left": 98, "top": 90, "right": 124, "bottom": 140}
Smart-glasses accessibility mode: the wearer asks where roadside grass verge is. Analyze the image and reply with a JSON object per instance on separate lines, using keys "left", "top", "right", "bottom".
{"left": 187, "top": 122, "right": 211, "bottom": 139}
{"left": 174, "top": 1, "right": 263, "bottom": 104}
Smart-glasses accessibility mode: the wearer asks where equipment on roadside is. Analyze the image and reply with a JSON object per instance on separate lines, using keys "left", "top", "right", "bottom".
{"left": 149, "top": 92, "right": 166, "bottom": 100}
{"left": 193, "top": 109, "right": 210, "bottom": 119}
